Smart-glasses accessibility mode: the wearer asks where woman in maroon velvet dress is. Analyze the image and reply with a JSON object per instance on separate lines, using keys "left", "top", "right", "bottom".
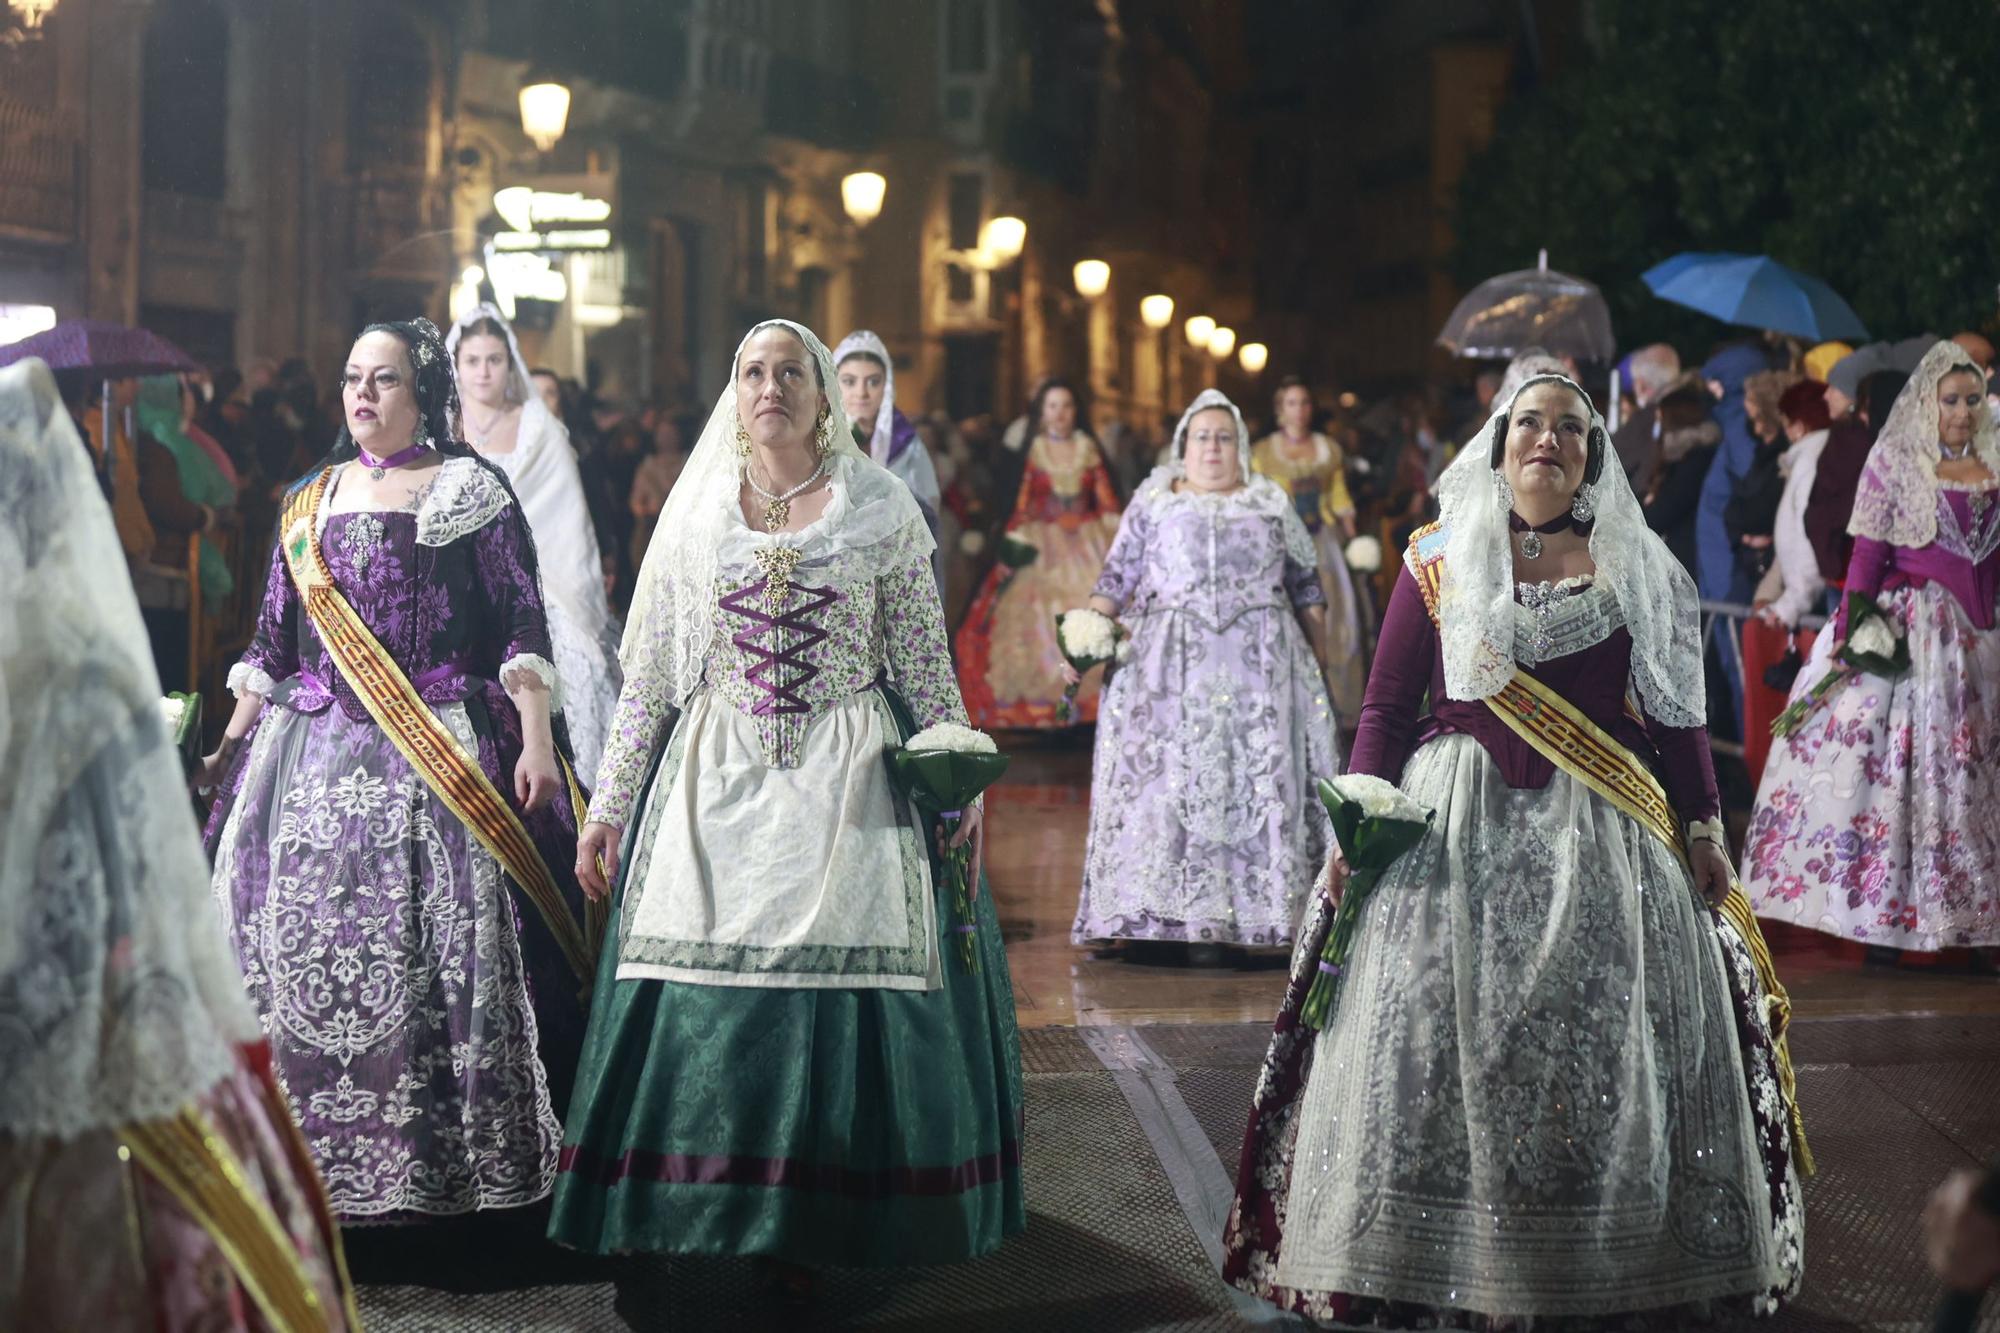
{"left": 1223, "top": 375, "right": 1805, "bottom": 1328}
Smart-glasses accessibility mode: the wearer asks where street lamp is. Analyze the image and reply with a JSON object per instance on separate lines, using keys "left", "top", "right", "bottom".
{"left": 1238, "top": 342, "right": 1269, "bottom": 374}
{"left": 979, "top": 215, "right": 1027, "bottom": 267}
{"left": 1139, "top": 294, "right": 1175, "bottom": 330}
{"left": 518, "top": 75, "right": 572, "bottom": 152}
{"left": 841, "top": 172, "right": 886, "bottom": 227}
{"left": 1207, "top": 326, "right": 1236, "bottom": 360}
{"left": 1185, "top": 313, "right": 1216, "bottom": 349}
{"left": 1073, "top": 259, "right": 1110, "bottom": 299}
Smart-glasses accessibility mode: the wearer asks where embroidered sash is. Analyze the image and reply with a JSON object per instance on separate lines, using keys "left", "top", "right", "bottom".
{"left": 121, "top": 1106, "right": 357, "bottom": 1333}
{"left": 280, "top": 469, "right": 600, "bottom": 993}
{"left": 1405, "top": 522, "right": 1813, "bottom": 1174}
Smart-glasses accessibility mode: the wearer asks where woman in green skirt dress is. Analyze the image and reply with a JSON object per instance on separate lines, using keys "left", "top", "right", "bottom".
{"left": 554, "top": 320, "right": 1025, "bottom": 1280}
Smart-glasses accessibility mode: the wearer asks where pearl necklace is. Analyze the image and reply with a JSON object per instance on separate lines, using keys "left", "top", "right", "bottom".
{"left": 745, "top": 458, "right": 828, "bottom": 531}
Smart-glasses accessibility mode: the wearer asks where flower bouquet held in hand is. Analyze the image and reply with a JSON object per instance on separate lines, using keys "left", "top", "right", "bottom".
{"left": 1342, "top": 534, "right": 1383, "bottom": 574}
{"left": 160, "top": 692, "right": 203, "bottom": 777}
{"left": 977, "top": 534, "right": 1040, "bottom": 630}
{"left": 1054, "top": 608, "right": 1130, "bottom": 723}
{"left": 1770, "top": 592, "right": 1912, "bottom": 740}
{"left": 1299, "top": 774, "right": 1434, "bottom": 1030}
{"left": 885, "top": 723, "right": 1010, "bottom": 972}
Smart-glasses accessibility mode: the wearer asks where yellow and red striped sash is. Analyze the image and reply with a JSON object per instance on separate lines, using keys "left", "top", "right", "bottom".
{"left": 121, "top": 1106, "right": 357, "bottom": 1333}
{"left": 281, "top": 469, "right": 599, "bottom": 994}
{"left": 1405, "top": 522, "right": 1812, "bottom": 1174}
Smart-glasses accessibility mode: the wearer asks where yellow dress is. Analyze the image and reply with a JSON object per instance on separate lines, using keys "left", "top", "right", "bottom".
{"left": 1251, "top": 433, "right": 1365, "bottom": 719}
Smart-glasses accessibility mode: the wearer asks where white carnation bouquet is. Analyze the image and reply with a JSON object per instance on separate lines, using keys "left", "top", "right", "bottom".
{"left": 1343, "top": 534, "right": 1382, "bottom": 573}
{"left": 1054, "top": 607, "right": 1130, "bottom": 723}
{"left": 159, "top": 691, "right": 203, "bottom": 775}
{"left": 1300, "top": 773, "right": 1434, "bottom": 1029}
{"left": 1771, "top": 592, "right": 1910, "bottom": 740}
{"left": 885, "top": 723, "right": 1011, "bottom": 971}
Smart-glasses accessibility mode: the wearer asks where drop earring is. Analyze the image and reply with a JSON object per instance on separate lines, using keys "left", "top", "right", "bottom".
{"left": 1570, "top": 481, "right": 1596, "bottom": 524}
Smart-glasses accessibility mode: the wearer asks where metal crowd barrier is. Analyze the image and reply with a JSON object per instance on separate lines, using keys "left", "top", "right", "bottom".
{"left": 1698, "top": 598, "right": 1828, "bottom": 760}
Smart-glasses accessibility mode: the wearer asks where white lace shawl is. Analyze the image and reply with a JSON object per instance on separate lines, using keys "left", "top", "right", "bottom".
{"left": 1431, "top": 373, "right": 1705, "bottom": 727}
{"left": 447, "top": 305, "right": 622, "bottom": 654}
{"left": 0, "top": 358, "right": 259, "bottom": 1138}
{"left": 623, "top": 319, "right": 923, "bottom": 707}
{"left": 1848, "top": 339, "right": 2000, "bottom": 549}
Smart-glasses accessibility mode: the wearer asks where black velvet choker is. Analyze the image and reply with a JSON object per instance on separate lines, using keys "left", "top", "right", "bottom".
{"left": 1508, "top": 509, "right": 1591, "bottom": 559}
{"left": 1508, "top": 510, "right": 1576, "bottom": 536}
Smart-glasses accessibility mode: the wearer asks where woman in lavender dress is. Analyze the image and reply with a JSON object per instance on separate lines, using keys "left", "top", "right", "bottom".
{"left": 1224, "top": 375, "right": 1804, "bottom": 1327}
{"left": 1071, "top": 390, "right": 1337, "bottom": 953}
{"left": 1746, "top": 339, "right": 2000, "bottom": 956}
{"left": 199, "top": 318, "right": 595, "bottom": 1222}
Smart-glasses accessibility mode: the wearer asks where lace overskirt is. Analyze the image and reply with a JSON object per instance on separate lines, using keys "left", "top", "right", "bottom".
{"left": 1226, "top": 735, "right": 1802, "bottom": 1325}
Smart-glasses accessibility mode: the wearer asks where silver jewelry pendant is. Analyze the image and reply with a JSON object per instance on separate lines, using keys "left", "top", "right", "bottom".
{"left": 369, "top": 466, "right": 386, "bottom": 481}
{"left": 1520, "top": 531, "right": 1544, "bottom": 559}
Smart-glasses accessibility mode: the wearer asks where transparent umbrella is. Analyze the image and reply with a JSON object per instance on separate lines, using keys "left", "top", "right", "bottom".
{"left": 1435, "top": 250, "right": 1615, "bottom": 363}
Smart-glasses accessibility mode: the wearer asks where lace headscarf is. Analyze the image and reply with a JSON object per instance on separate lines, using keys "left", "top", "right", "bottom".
{"left": 625, "top": 319, "right": 903, "bottom": 707}
{"left": 832, "top": 329, "right": 899, "bottom": 465}
{"left": 1432, "top": 373, "right": 1704, "bottom": 727}
{"left": 1164, "top": 388, "right": 1317, "bottom": 568}
{"left": 0, "top": 358, "right": 259, "bottom": 1138}
{"left": 1847, "top": 339, "right": 2000, "bottom": 549}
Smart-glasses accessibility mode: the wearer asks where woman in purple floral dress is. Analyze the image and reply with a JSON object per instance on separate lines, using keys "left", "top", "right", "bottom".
{"left": 200, "top": 318, "right": 595, "bottom": 1222}
{"left": 1071, "top": 389, "right": 1338, "bottom": 953}
{"left": 1746, "top": 339, "right": 2000, "bottom": 957}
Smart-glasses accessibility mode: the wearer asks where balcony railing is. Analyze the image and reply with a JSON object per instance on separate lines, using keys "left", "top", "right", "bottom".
{"left": 0, "top": 95, "right": 78, "bottom": 242}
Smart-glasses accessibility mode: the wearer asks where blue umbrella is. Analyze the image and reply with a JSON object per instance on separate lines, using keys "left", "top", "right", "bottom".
{"left": 1642, "top": 252, "right": 1868, "bottom": 342}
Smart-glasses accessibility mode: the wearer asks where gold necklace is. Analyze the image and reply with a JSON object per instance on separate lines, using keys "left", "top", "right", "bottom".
{"left": 744, "top": 458, "right": 828, "bottom": 531}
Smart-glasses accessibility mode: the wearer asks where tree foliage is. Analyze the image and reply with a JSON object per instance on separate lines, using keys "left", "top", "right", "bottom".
{"left": 1450, "top": 0, "right": 2000, "bottom": 354}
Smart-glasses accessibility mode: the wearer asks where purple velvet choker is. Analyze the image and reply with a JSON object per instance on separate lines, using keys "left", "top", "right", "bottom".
{"left": 358, "top": 441, "right": 430, "bottom": 478}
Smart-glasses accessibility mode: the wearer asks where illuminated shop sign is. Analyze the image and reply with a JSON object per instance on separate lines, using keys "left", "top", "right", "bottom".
{"left": 492, "top": 186, "right": 612, "bottom": 251}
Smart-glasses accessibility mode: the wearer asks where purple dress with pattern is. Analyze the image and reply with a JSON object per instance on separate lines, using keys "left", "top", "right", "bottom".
{"left": 1073, "top": 470, "right": 1338, "bottom": 946}
{"left": 205, "top": 456, "right": 590, "bottom": 1220}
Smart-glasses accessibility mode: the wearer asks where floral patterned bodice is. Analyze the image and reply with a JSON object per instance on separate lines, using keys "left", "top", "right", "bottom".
{"left": 1007, "top": 434, "right": 1122, "bottom": 530}
{"left": 229, "top": 457, "right": 558, "bottom": 721}
{"left": 1093, "top": 472, "right": 1324, "bottom": 629}
{"left": 592, "top": 509, "right": 967, "bottom": 827}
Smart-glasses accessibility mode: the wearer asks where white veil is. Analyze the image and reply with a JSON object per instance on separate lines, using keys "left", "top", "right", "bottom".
{"left": 447, "top": 303, "right": 625, "bottom": 780}
{"left": 0, "top": 357, "right": 258, "bottom": 1138}
{"left": 1848, "top": 338, "right": 2000, "bottom": 548}
{"left": 625, "top": 319, "right": 924, "bottom": 709}
{"left": 1431, "top": 373, "right": 1704, "bottom": 727}
{"left": 1159, "top": 388, "right": 1319, "bottom": 569}
{"left": 832, "top": 329, "right": 898, "bottom": 465}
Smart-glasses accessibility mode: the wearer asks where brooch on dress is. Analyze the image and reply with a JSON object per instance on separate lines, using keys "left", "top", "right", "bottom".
{"left": 753, "top": 545, "right": 802, "bottom": 611}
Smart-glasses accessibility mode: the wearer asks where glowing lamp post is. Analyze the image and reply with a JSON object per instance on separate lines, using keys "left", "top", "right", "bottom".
{"left": 1073, "top": 259, "right": 1110, "bottom": 299}
{"left": 518, "top": 78, "right": 572, "bottom": 152}
{"left": 1185, "top": 314, "right": 1216, "bottom": 349}
{"left": 9, "top": 0, "right": 59, "bottom": 29}
{"left": 1207, "top": 326, "right": 1237, "bottom": 360}
{"left": 1139, "top": 294, "right": 1175, "bottom": 331}
{"left": 1238, "top": 342, "right": 1269, "bottom": 374}
{"left": 841, "top": 171, "right": 886, "bottom": 227}
{"left": 978, "top": 215, "right": 1027, "bottom": 267}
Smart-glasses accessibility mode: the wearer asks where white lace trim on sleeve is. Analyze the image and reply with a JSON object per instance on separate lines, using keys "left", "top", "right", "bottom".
{"left": 227, "top": 661, "right": 278, "bottom": 699}
{"left": 499, "top": 651, "right": 565, "bottom": 713}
